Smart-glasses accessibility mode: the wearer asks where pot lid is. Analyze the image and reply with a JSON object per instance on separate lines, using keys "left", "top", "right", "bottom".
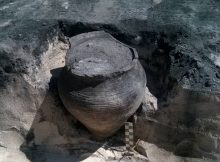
{"left": 66, "top": 31, "right": 138, "bottom": 78}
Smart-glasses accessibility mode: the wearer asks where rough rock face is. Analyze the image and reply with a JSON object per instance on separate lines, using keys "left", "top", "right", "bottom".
{"left": 135, "top": 88, "right": 220, "bottom": 160}
{"left": 0, "top": 0, "right": 220, "bottom": 161}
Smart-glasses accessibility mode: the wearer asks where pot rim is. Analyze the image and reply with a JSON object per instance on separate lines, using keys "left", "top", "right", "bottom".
{"left": 66, "top": 31, "right": 138, "bottom": 79}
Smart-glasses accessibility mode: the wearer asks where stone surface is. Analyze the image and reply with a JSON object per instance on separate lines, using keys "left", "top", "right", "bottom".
{"left": 135, "top": 88, "right": 220, "bottom": 160}
{"left": 0, "top": 0, "right": 220, "bottom": 161}
{"left": 137, "top": 87, "right": 158, "bottom": 117}
{"left": 136, "top": 140, "right": 215, "bottom": 162}
{"left": 0, "top": 131, "right": 31, "bottom": 162}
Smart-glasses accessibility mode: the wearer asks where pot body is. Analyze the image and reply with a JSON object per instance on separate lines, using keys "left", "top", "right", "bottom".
{"left": 58, "top": 31, "right": 146, "bottom": 137}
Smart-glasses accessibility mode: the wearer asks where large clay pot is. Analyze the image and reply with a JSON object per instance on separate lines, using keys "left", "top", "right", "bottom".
{"left": 58, "top": 31, "right": 146, "bottom": 137}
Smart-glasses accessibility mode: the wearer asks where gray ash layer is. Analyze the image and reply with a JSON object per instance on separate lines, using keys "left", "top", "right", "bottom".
{"left": 0, "top": 0, "right": 219, "bottom": 92}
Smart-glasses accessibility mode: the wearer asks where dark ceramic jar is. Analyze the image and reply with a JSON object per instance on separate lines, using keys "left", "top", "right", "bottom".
{"left": 58, "top": 31, "right": 146, "bottom": 137}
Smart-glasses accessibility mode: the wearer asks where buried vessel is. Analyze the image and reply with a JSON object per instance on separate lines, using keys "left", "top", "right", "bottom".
{"left": 58, "top": 31, "right": 146, "bottom": 137}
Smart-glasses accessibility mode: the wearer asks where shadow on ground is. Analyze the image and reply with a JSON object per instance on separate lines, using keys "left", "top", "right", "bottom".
{"left": 19, "top": 67, "right": 125, "bottom": 162}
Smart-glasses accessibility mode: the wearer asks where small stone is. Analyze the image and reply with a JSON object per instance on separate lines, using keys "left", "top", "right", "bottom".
{"left": 137, "top": 87, "right": 158, "bottom": 116}
{"left": 174, "top": 139, "right": 195, "bottom": 156}
{"left": 133, "top": 35, "right": 142, "bottom": 45}
{"left": 205, "top": 80, "right": 211, "bottom": 87}
{"left": 135, "top": 141, "right": 148, "bottom": 157}
{"left": 216, "top": 73, "right": 220, "bottom": 79}
{"left": 153, "top": 0, "right": 162, "bottom": 4}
